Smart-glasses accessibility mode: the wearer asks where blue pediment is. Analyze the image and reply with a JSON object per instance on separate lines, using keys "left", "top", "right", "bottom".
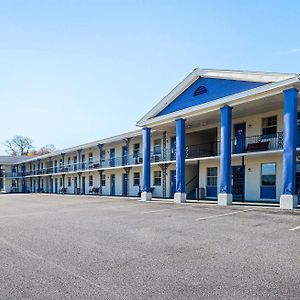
{"left": 155, "top": 77, "right": 267, "bottom": 117}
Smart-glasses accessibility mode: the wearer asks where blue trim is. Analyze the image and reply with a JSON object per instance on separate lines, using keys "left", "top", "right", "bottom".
{"left": 282, "top": 88, "right": 298, "bottom": 195}
{"left": 175, "top": 119, "right": 185, "bottom": 193}
{"left": 260, "top": 186, "right": 276, "bottom": 200}
{"left": 206, "top": 186, "right": 217, "bottom": 198}
{"left": 220, "top": 106, "right": 232, "bottom": 194}
{"left": 142, "top": 128, "right": 151, "bottom": 192}
{"left": 156, "top": 78, "right": 266, "bottom": 117}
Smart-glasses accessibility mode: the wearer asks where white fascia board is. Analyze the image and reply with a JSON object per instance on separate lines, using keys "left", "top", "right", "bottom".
{"left": 138, "top": 76, "right": 300, "bottom": 128}
{"left": 136, "top": 69, "right": 199, "bottom": 126}
{"left": 136, "top": 69, "right": 298, "bottom": 127}
{"left": 194, "top": 69, "right": 297, "bottom": 83}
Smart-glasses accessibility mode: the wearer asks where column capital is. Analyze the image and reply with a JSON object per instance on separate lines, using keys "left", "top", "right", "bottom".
{"left": 283, "top": 87, "right": 299, "bottom": 94}
{"left": 220, "top": 105, "right": 233, "bottom": 111}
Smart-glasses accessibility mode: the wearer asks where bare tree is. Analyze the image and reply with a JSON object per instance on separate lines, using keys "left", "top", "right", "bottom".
{"left": 31, "top": 144, "right": 56, "bottom": 156}
{"left": 4, "top": 135, "right": 34, "bottom": 156}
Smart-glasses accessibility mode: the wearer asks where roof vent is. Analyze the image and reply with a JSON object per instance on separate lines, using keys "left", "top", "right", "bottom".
{"left": 193, "top": 86, "right": 207, "bottom": 96}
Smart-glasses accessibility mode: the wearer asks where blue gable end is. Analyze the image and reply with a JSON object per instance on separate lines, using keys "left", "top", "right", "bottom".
{"left": 156, "top": 77, "right": 267, "bottom": 117}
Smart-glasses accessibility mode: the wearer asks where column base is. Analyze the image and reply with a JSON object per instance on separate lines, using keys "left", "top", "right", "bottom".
{"left": 280, "top": 194, "right": 298, "bottom": 209}
{"left": 140, "top": 192, "right": 152, "bottom": 201}
{"left": 218, "top": 193, "right": 232, "bottom": 206}
{"left": 174, "top": 192, "right": 186, "bottom": 203}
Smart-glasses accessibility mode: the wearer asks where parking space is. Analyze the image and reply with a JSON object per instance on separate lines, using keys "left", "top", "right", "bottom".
{"left": 0, "top": 194, "right": 299, "bottom": 299}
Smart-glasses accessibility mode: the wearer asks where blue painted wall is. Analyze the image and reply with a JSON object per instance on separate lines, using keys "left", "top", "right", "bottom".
{"left": 156, "top": 77, "right": 266, "bottom": 117}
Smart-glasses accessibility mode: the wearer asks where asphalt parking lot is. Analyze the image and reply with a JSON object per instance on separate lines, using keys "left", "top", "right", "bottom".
{"left": 0, "top": 194, "right": 299, "bottom": 299}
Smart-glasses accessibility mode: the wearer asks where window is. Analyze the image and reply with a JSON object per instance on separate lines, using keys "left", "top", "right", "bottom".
{"left": 101, "top": 173, "right": 106, "bottom": 186}
{"left": 68, "top": 177, "right": 71, "bottom": 187}
{"left": 153, "top": 171, "right": 162, "bottom": 186}
{"left": 261, "top": 163, "right": 276, "bottom": 186}
{"left": 60, "top": 178, "right": 63, "bottom": 187}
{"left": 68, "top": 157, "right": 71, "bottom": 167}
{"left": 207, "top": 167, "right": 217, "bottom": 186}
{"left": 133, "top": 143, "right": 140, "bottom": 157}
{"left": 153, "top": 139, "right": 162, "bottom": 154}
{"left": 89, "top": 175, "right": 93, "bottom": 187}
{"left": 133, "top": 172, "right": 140, "bottom": 186}
{"left": 262, "top": 116, "right": 277, "bottom": 136}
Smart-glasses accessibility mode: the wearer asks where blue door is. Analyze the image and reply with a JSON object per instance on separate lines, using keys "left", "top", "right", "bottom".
{"left": 170, "top": 137, "right": 176, "bottom": 160}
{"left": 110, "top": 149, "right": 115, "bottom": 167}
{"left": 233, "top": 123, "right": 246, "bottom": 154}
{"left": 122, "top": 173, "right": 128, "bottom": 196}
{"left": 111, "top": 174, "right": 115, "bottom": 195}
{"left": 232, "top": 166, "right": 245, "bottom": 201}
{"left": 297, "top": 112, "right": 300, "bottom": 147}
{"left": 82, "top": 176, "right": 86, "bottom": 194}
{"left": 296, "top": 163, "right": 300, "bottom": 204}
{"left": 55, "top": 178, "right": 58, "bottom": 193}
{"left": 122, "top": 146, "right": 128, "bottom": 165}
{"left": 170, "top": 170, "right": 176, "bottom": 197}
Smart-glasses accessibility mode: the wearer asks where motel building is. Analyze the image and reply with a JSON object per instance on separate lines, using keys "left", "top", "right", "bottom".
{"left": 1, "top": 69, "right": 300, "bottom": 209}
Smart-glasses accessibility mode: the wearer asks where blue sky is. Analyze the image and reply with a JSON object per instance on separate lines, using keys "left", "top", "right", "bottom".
{"left": 1, "top": 0, "right": 300, "bottom": 154}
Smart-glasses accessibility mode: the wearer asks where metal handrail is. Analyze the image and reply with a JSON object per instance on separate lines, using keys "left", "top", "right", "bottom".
{"left": 0, "top": 132, "right": 284, "bottom": 178}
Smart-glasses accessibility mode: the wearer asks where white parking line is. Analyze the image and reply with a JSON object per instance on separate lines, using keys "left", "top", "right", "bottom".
{"left": 195, "top": 208, "right": 255, "bottom": 221}
{"left": 289, "top": 225, "right": 300, "bottom": 231}
{"left": 143, "top": 207, "right": 179, "bottom": 214}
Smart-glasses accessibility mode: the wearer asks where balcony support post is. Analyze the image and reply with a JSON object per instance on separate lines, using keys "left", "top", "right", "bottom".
{"left": 174, "top": 118, "right": 186, "bottom": 203}
{"left": 61, "top": 153, "right": 65, "bottom": 172}
{"left": 123, "top": 138, "right": 131, "bottom": 166}
{"left": 141, "top": 127, "right": 152, "bottom": 201}
{"left": 280, "top": 88, "right": 299, "bottom": 209}
{"left": 159, "top": 163, "right": 170, "bottom": 199}
{"left": 77, "top": 149, "right": 82, "bottom": 171}
{"left": 98, "top": 170, "right": 103, "bottom": 196}
{"left": 38, "top": 176, "right": 41, "bottom": 193}
{"left": 218, "top": 105, "right": 233, "bottom": 206}
{"left": 62, "top": 174, "right": 65, "bottom": 195}
{"left": 98, "top": 144, "right": 104, "bottom": 168}
{"left": 49, "top": 175, "right": 52, "bottom": 194}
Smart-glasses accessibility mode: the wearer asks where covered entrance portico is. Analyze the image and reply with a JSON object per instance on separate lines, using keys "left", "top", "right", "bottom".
{"left": 137, "top": 69, "right": 300, "bottom": 209}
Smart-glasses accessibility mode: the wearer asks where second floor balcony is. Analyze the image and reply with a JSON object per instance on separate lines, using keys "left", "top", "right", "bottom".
{"left": 2, "top": 131, "right": 285, "bottom": 178}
